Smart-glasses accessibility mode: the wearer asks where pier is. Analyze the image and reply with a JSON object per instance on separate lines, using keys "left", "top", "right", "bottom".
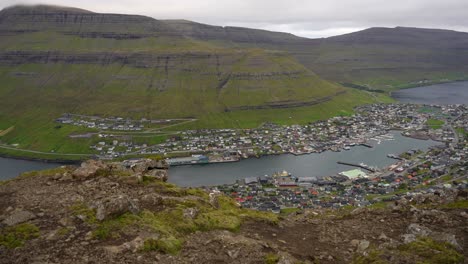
{"left": 337, "top": 161, "right": 376, "bottom": 172}
{"left": 387, "top": 154, "right": 403, "bottom": 160}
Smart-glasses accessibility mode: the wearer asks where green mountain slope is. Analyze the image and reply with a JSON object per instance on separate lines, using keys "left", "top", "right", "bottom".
{"left": 0, "top": 5, "right": 382, "bottom": 158}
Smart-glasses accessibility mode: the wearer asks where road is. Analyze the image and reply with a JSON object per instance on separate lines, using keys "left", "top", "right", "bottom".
{"left": 0, "top": 144, "right": 92, "bottom": 157}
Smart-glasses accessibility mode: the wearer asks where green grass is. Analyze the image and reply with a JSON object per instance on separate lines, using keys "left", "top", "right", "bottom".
{"left": 439, "top": 199, "right": 468, "bottom": 209}
{"left": 455, "top": 127, "right": 467, "bottom": 139}
{"left": 352, "top": 249, "right": 387, "bottom": 264}
{"left": 142, "top": 237, "right": 182, "bottom": 255}
{"left": 19, "top": 167, "right": 70, "bottom": 178}
{"left": 398, "top": 237, "right": 464, "bottom": 264}
{"left": 0, "top": 61, "right": 390, "bottom": 161}
{"left": 68, "top": 179, "right": 278, "bottom": 255}
{"left": 426, "top": 119, "right": 444, "bottom": 129}
{"left": 264, "top": 253, "right": 280, "bottom": 264}
{"left": 69, "top": 203, "right": 98, "bottom": 224}
{"left": 280, "top": 207, "right": 301, "bottom": 216}
{"left": 0, "top": 223, "right": 40, "bottom": 249}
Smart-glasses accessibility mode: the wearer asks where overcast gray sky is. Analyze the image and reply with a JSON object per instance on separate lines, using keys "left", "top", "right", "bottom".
{"left": 1, "top": 0, "right": 468, "bottom": 38}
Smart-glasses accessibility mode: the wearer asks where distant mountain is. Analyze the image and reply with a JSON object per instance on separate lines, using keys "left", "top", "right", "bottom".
{"left": 0, "top": 5, "right": 466, "bottom": 156}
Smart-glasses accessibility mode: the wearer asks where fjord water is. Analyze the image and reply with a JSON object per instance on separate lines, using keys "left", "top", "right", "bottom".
{"left": 392, "top": 81, "right": 468, "bottom": 104}
{"left": 0, "top": 157, "right": 60, "bottom": 180}
{"left": 169, "top": 132, "right": 440, "bottom": 187}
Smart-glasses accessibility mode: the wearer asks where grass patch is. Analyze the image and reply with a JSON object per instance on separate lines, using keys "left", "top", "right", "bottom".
{"left": 426, "top": 119, "right": 444, "bottom": 129}
{"left": 280, "top": 207, "right": 301, "bottom": 216}
{"left": 440, "top": 199, "right": 468, "bottom": 209}
{"left": 56, "top": 227, "right": 71, "bottom": 237}
{"left": 0, "top": 223, "right": 40, "bottom": 248}
{"left": 142, "top": 237, "right": 182, "bottom": 255}
{"left": 92, "top": 213, "right": 139, "bottom": 240}
{"left": 88, "top": 192, "right": 278, "bottom": 255}
{"left": 398, "top": 237, "right": 464, "bottom": 264}
{"left": 264, "top": 253, "right": 280, "bottom": 264}
{"left": 439, "top": 174, "right": 453, "bottom": 182}
{"left": 19, "top": 166, "right": 70, "bottom": 178}
{"left": 69, "top": 203, "right": 97, "bottom": 224}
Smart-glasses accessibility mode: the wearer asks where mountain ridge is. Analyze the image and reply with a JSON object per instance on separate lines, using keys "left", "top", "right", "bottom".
{"left": 0, "top": 4, "right": 466, "bottom": 159}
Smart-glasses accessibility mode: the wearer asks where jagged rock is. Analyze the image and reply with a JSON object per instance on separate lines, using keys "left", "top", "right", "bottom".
{"left": 350, "top": 207, "right": 367, "bottom": 216}
{"left": 52, "top": 173, "right": 62, "bottom": 180}
{"left": 431, "top": 232, "right": 461, "bottom": 250}
{"left": 183, "top": 208, "right": 199, "bottom": 219}
{"left": 73, "top": 160, "right": 109, "bottom": 179}
{"left": 460, "top": 211, "right": 468, "bottom": 219}
{"left": 402, "top": 234, "right": 417, "bottom": 244}
{"left": 402, "top": 223, "right": 460, "bottom": 249}
{"left": 227, "top": 249, "right": 240, "bottom": 259}
{"left": 94, "top": 195, "right": 139, "bottom": 221}
{"left": 2, "top": 209, "right": 36, "bottom": 226}
{"left": 140, "top": 193, "right": 164, "bottom": 209}
{"left": 58, "top": 217, "right": 74, "bottom": 227}
{"left": 350, "top": 239, "right": 360, "bottom": 248}
{"left": 145, "top": 169, "right": 168, "bottom": 182}
{"left": 60, "top": 172, "right": 73, "bottom": 181}
{"left": 357, "top": 240, "right": 370, "bottom": 252}
{"left": 378, "top": 233, "right": 389, "bottom": 241}
{"left": 412, "top": 209, "right": 451, "bottom": 225}
{"left": 104, "top": 233, "right": 160, "bottom": 255}
{"left": 406, "top": 223, "right": 431, "bottom": 237}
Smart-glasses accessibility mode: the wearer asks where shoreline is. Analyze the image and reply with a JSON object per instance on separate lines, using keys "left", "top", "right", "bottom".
{"left": 1, "top": 129, "right": 443, "bottom": 167}
{"left": 391, "top": 78, "right": 468, "bottom": 92}
{"left": 0, "top": 153, "right": 82, "bottom": 165}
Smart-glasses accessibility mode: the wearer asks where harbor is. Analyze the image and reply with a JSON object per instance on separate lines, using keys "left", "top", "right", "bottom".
{"left": 336, "top": 161, "right": 377, "bottom": 172}
{"left": 168, "top": 131, "right": 441, "bottom": 187}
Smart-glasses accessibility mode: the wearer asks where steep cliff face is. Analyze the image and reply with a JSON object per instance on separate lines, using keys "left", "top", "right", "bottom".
{"left": 0, "top": 5, "right": 171, "bottom": 35}
{"left": 0, "top": 5, "right": 348, "bottom": 123}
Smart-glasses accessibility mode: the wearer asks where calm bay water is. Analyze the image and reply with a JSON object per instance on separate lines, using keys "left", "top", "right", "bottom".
{"left": 0, "top": 157, "right": 60, "bottom": 181}
{"left": 392, "top": 81, "right": 468, "bottom": 104}
{"left": 168, "top": 132, "right": 440, "bottom": 187}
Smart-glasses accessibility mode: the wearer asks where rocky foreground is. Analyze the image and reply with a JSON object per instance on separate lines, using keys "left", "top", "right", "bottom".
{"left": 0, "top": 159, "right": 467, "bottom": 264}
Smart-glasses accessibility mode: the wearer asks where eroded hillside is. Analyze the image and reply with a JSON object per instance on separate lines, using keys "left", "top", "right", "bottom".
{"left": 0, "top": 160, "right": 466, "bottom": 264}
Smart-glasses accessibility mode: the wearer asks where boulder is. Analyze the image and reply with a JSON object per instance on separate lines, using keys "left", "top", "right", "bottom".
{"left": 123, "top": 159, "right": 168, "bottom": 173}
{"left": 406, "top": 223, "right": 431, "bottom": 237}
{"left": 94, "top": 195, "right": 139, "bottom": 221}
{"left": 145, "top": 169, "right": 168, "bottom": 182}
{"left": 402, "top": 223, "right": 460, "bottom": 249}
{"left": 350, "top": 207, "right": 367, "bottom": 216}
{"left": 412, "top": 209, "right": 451, "bottom": 225}
{"left": 357, "top": 240, "right": 370, "bottom": 252}
{"left": 3, "top": 209, "right": 36, "bottom": 226}
{"left": 103, "top": 234, "right": 159, "bottom": 255}
{"left": 431, "top": 232, "right": 461, "bottom": 250}
{"left": 183, "top": 208, "right": 199, "bottom": 219}
{"left": 73, "top": 160, "right": 109, "bottom": 179}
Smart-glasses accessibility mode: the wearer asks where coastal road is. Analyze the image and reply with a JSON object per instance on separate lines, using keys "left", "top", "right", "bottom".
{"left": 0, "top": 144, "right": 92, "bottom": 157}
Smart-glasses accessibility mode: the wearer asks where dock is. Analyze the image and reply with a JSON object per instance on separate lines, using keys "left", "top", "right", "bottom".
{"left": 337, "top": 161, "right": 376, "bottom": 172}
{"left": 360, "top": 143, "right": 373, "bottom": 148}
{"left": 387, "top": 154, "right": 403, "bottom": 160}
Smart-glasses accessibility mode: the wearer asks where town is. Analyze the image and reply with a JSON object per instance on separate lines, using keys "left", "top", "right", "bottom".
{"left": 56, "top": 104, "right": 467, "bottom": 163}
{"left": 54, "top": 103, "right": 468, "bottom": 214}
{"left": 206, "top": 132, "right": 467, "bottom": 213}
